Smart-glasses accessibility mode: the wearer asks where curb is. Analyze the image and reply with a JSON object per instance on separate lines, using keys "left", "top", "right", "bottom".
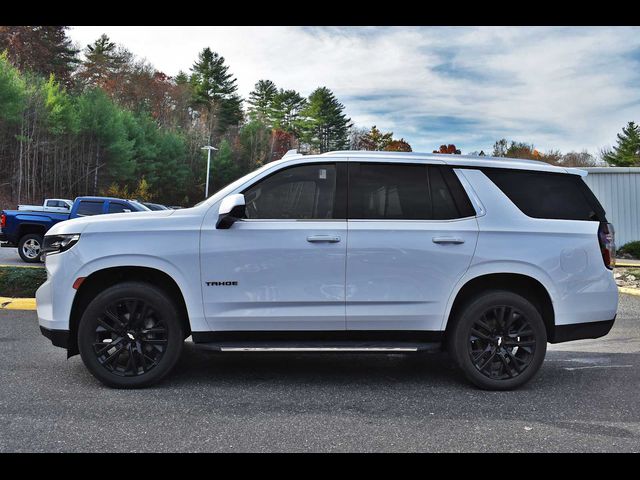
{"left": 0, "top": 264, "right": 44, "bottom": 269}
{"left": 615, "top": 262, "right": 640, "bottom": 268}
{"left": 0, "top": 297, "right": 37, "bottom": 310}
{"left": 618, "top": 286, "right": 640, "bottom": 297}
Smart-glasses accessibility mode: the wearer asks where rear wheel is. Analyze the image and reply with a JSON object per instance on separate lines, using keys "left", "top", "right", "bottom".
{"left": 18, "top": 233, "right": 43, "bottom": 263}
{"left": 449, "top": 290, "right": 547, "bottom": 390}
{"left": 78, "top": 281, "right": 184, "bottom": 388}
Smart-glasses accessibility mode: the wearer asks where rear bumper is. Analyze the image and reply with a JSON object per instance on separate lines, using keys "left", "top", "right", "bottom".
{"left": 550, "top": 317, "right": 616, "bottom": 343}
{"left": 39, "top": 326, "right": 69, "bottom": 349}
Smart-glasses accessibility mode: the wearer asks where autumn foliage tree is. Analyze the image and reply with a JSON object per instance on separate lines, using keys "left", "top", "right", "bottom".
{"left": 384, "top": 139, "right": 412, "bottom": 152}
{"left": 433, "top": 144, "right": 461, "bottom": 154}
{"left": 0, "top": 26, "right": 79, "bottom": 87}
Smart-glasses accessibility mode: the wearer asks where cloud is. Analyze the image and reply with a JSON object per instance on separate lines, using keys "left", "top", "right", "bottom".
{"left": 68, "top": 26, "right": 640, "bottom": 155}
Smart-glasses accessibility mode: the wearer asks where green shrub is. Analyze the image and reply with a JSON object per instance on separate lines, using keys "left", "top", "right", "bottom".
{"left": 0, "top": 266, "right": 47, "bottom": 297}
{"left": 618, "top": 241, "right": 640, "bottom": 259}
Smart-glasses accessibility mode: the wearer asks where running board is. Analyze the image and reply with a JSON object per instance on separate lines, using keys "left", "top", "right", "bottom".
{"left": 191, "top": 341, "right": 441, "bottom": 353}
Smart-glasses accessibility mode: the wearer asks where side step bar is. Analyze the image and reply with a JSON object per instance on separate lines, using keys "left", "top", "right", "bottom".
{"left": 192, "top": 341, "right": 441, "bottom": 353}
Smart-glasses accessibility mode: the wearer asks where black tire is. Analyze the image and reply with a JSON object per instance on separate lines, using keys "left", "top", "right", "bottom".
{"left": 78, "top": 281, "right": 184, "bottom": 388}
{"left": 18, "top": 233, "right": 44, "bottom": 263}
{"left": 449, "top": 290, "right": 547, "bottom": 390}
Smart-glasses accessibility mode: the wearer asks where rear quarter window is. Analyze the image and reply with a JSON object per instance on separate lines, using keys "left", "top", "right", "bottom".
{"left": 76, "top": 201, "right": 103, "bottom": 216}
{"left": 483, "top": 169, "right": 606, "bottom": 221}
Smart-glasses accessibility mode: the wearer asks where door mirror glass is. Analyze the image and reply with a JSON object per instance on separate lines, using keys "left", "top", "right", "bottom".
{"left": 217, "top": 194, "right": 246, "bottom": 229}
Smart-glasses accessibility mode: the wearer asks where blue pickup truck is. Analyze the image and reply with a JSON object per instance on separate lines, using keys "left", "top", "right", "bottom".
{"left": 0, "top": 196, "right": 150, "bottom": 263}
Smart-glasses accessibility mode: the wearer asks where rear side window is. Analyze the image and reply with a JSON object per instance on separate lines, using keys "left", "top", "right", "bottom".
{"left": 76, "top": 201, "right": 103, "bottom": 216}
{"left": 108, "top": 202, "right": 130, "bottom": 213}
{"left": 348, "top": 163, "right": 475, "bottom": 220}
{"left": 483, "top": 169, "right": 606, "bottom": 221}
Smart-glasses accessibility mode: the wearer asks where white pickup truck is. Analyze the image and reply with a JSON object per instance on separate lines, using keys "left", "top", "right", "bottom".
{"left": 17, "top": 199, "right": 73, "bottom": 213}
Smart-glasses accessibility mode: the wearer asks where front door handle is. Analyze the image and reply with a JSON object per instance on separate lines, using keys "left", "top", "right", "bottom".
{"left": 307, "top": 235, "right": 341, "bottom": 243}
{"left": 432, "top": 236, "right": 465, "bottom": 244}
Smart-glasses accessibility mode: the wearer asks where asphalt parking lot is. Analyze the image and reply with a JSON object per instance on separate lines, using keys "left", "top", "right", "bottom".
{"left": 0, "top": 295, "right": 639, "bottom": 452}
{"left": 0, "top": 247, "right": 42, "bottom": 267}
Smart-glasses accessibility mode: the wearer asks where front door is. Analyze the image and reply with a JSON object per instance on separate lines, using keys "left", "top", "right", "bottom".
{"left": 200, "top": 162, "right": 347, "bottom": 331}
{"left": 346, "top": 162, "right": 479, "bottom": 331}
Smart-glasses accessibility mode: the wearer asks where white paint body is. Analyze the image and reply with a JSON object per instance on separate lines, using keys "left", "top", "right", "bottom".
{"left": 36, "top": 152, "right": 618, "bottom": 337}
{"left": 18, "top": 198, "right": 73, "bottom": 213}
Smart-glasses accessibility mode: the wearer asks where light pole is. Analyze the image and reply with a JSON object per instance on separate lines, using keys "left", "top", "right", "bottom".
{"left": 201, "top": 145, "right": 218, "bottom": 198}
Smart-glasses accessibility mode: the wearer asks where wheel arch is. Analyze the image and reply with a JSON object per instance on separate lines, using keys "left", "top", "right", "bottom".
{"left": 67, "top": 266, "right": 192, "bottom": 357}
{"left": 442, "top": 271, "right": 556, "bottom": 343}
{"left": 17, "top": 224, "right": 47, "bottom": 239}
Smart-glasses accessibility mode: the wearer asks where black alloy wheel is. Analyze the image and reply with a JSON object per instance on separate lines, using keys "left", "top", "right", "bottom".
{"left": 93, "top": 299, "right": 168, "bottom": 377}
{"left": 78, "top": 282, "right": 184, "bottom": 388}
{"left": 449, "top": 290, "right": 547, "bottom": 390}
{"left": 468, "top": 305, "right": 536, "bottom": 380}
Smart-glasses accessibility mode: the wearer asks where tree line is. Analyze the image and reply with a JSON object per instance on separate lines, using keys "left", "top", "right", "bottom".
{"left": 0, "top": 27, "right": 364, "bottom": 207}
{"left": 1, "top": 26, "right": 638, "bottom": 207}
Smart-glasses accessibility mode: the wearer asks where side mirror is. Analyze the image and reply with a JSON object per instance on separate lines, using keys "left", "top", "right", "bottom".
{"left": 216, "top": 194, "right": 246, "bottom": 229}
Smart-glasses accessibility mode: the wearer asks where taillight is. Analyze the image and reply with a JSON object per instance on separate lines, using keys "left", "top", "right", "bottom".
{"left": 598, "top": 222, "right": 615, "bottom": 270}
{"left": 0, "top": 213, "right": 5, "bottom": 229}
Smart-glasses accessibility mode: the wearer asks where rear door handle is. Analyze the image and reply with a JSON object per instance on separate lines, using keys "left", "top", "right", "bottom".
{"left": 432, "top": 236, "right": 465, "bottom": 244}
{"left": 307, "top": 235, "right": 341, "bottom": 243}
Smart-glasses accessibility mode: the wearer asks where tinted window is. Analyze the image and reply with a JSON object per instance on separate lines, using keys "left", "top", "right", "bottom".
{"left": 76, "top": 201, "right": 103, "bottom": 216}
{"left": 108, "top": 202, "right": 129, "bottom": 213}
{"left": 484, "top": 169, "right": 606, "bottom": 221}
{"left": 243, "top": 164, "right": 337, "bottom": 219}
{"left": 348, "top": 164, "right": 472, "bottom": 220}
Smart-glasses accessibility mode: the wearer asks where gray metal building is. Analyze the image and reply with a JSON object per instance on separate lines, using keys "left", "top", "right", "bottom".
{"left": 583, "top": 167, "right": 640, "bottom": 247}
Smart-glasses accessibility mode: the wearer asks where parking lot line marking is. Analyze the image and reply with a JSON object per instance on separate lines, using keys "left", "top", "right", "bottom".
{"left": 563, "top": 365, "right": 633, "bottom": 371}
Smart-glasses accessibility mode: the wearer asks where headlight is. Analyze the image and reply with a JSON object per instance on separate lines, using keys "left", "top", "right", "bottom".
{"left": 42, "top": 234, "right": 81, "bottom": 255}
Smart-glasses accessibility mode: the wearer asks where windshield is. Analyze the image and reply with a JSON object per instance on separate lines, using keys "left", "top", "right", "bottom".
{"left": 129, "top": 200, "right": 151, "bottom": 211}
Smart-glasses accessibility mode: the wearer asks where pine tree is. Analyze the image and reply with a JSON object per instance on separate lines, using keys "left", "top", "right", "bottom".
{"left": 359, "top": 125, "right": 393, "bottom": 150}
{"left": 603, "top": 122, "right": 640, "bottom": 167}
{"left": 76, "top": 34, "right": 128, "bottom": 90}
{"left": 271, "top": 89, "right": 306, "bottom": 135}
{"left": 247, "top": 79, "right": 278, "bottom": 124}
{"left": 189, "top": 48, "right": 243, "bottom": 139}
{"left": 298, "top": 87, "right": 351, "bottom": 153}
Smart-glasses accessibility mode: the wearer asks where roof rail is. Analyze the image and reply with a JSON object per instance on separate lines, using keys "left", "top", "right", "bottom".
{"left": 282, "top": 149, "right": 302, "bottom": 159}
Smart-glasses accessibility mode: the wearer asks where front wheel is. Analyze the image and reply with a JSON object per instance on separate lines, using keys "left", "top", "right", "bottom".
{"left": 78, "top": 281, "right": 184, "bottom": 388}
{"left": 449, "top": 290, "right": 547, "bottom": 390}
{"left": 18, "top": 233, "right": 44, "bottom": 263}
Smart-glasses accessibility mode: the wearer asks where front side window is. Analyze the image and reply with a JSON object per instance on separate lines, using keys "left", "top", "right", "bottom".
{"left": 243, "top": 164, "right": 338, "bottom": 220}
{"left": 76, "top": 201, "right": 103, "bottom": 216}
{"left": 348, "top": 163, "right": 474, "bottom": 220}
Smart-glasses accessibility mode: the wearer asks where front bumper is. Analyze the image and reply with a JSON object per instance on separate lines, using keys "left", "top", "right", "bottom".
{"left": 39, "top": 326, "right": 70, "bottom": 348}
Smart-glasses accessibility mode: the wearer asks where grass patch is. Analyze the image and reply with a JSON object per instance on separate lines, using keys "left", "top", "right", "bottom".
{"left": 0, "top": 266, "right": 47, "bottom": 297}
{"left": 621, "top": 268, "right": 640, "bottom": 277}
{"left": 618, "top": 241, "right": 640, "bottom": 259}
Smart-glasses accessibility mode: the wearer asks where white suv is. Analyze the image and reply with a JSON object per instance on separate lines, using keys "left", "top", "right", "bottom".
{"left": 36, "top": 151, "right": 618, "bottom": 390}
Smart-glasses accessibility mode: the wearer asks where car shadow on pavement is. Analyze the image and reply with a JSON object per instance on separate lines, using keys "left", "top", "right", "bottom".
{"left": 158, "top": 342, "right": 640, "bottom": 394}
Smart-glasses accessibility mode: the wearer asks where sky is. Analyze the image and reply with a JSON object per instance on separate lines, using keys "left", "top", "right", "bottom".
{"left": 68, "top": 26, "right": 640, "bottom": 156}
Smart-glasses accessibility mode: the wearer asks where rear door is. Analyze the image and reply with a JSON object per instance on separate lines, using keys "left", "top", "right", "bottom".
{"left": 346, "top": 162, "right": 479, "bottom": 331}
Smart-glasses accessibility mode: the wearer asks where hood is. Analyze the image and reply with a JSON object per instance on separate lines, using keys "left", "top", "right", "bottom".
{"left": 47, "top": 209, "right": 176, "bottom": 236}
